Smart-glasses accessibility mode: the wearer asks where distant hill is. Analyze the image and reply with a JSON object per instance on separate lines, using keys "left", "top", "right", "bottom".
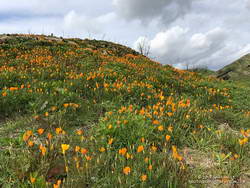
{"left": 217, "top": 53, "right": 250, "bottom": 80}
{"left": 189, "top": 67, "right": 216, "bottom": 77}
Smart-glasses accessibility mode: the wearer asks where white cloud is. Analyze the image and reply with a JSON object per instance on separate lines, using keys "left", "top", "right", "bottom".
{"left": 137, "top": 27, "right": 229, "bottom": 69}
{"left": 150, "top": 26, "right": 189, "bottom": 56}
{"left": 63, "top": 11, "right": 100, "bottom": 34}
{"left": 190, "top": 34, "right": 210, "bottom": 49}
{"left": 113, "top": 0, "right": 194, "bottom": 24}
{"left": 233, "top": 44, "right": 250, "bottom": 59}
{"left": 63, "top": 10, "right": 118, "bottom": 35}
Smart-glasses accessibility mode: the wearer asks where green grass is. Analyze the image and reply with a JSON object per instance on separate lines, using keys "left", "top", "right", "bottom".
{"left": 0, "top": 34, "right": 249, "bottom": 187}
{"left": 217, "top": 53, "right": 250, "bottom": 81}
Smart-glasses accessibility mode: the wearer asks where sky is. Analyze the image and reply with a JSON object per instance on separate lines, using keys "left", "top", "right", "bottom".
{"left": 1, "top": 0, "right": 250, "bottom": 70}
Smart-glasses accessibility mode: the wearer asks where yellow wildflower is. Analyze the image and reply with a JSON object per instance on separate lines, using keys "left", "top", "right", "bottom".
{"left": 118, "top": 148, "right": 127, "bottom": 155}
{"left": 240, "top": 129, "right": 250, "bottom": 137}
{"left": 198, "top": 125, "right": 204, "bottom": 129}
{"left": 123, "top": 166, "right": 131, "bottom": 175}
{"left": 152, "top": 120, "right": 160, "bottom": 125}
{"left": 234, "top": 154, "right": 239, "bottom": 159}
{"left": 165, "top": 135, "right": 171, "bottom": 141}
{"left": 137, "top": 145, "right": 144, "bottom": 153}
{"left": 99, "top": 147, "right": 106, "bottom": 152}
{"left": 28, "top": 140, "right": 34, "bottom": 147}
{"left": 76, "top": 129, "right": 83, "bottom": 135}
{"left": 61, "top": 144, "right": 70, "bottom": 154}
{"left": 63, "top": 103, "right": 69, "bottom": 108}
{"left": 151, "top": 146, "right": 157, "bottom": 152}
{"left": 172, "top": 145, "right": 183, "bottom": 161}
{"left": 30, "top": 176, "right": 36, "bottom": 184}
{"left": 167, "top": 112, "right": 173, "bottom": 117}
{"left": 76, "top": 161, "right": 80, "bottom": 169}
{"left": 39, "top": 144, "right": 46, "bottom": 156}
{"left": 180, "top": 162, "right": 185, "bottom": 170}
{"left": 108, "top": 138, "right": 114, "bottom": 145}
{"left": 37, "top": 128, "right": 44, "bottom": 135}
{"left": 2, "top": 92, "right": 7, "bottom": 97}
{"left": 72, "top": 103, "right": 79, "bottom": 108}
{"left": 126, "top": 153, "right": 131, "bottom": 159}
{"left": 168, "top": 126, "right": 173, "bottom": 132}
{"left": 75, "top": 146, "right": 80, "bottom": 152}
{"left": 9, "top": 87, "right": 18, "bottom": 91}
{"left": 33, "top": 115, "right": 40, "bottom": 120}
{"left": 47, "top": 132, "right": 52, "bottom": 140}
{"left": 85, "top": 155, "right": 92, "bottom": 161}
{"left": 148, "top": 165, "right": 153, "bottom": 170}
{"left": 23, "top": 130, "right": 33, "bottom": 142}
{"left": 80, "top": 148, "right": 88, "bottom": 155}
{"left": 53, "top": 180, "right": 61, "bottom": 188}
{"left": 141, "top": 174, "right": 147, "bottom": 181}
{"left": 144, "top": 157, "right": 149, "bottom": 163}
{"left": 55, "top": 127, "right": 63, "bottom": 134}
{"left": 239, "top": 137, "right": 248, "bottom": 146}
{"left": 51, "top": 106, "right": 57, "bottom": 111}
{"left": 158, "top": 125, "right": 164, "bottom": 131}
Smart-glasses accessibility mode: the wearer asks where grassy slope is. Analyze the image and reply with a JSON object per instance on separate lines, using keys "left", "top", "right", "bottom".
{"left": 217, "top": 54, "right": 250, "bottom": 82}
{"left": 0, "top": 34, "right": 249, "bottom": 187}
{"left": 189, "top": 67, "right": 216, "bottom": 77}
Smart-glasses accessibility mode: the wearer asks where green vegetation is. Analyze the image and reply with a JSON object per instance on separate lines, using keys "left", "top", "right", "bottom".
{"left": 189, "top": 67, "right": 216, "bottom": 77}
{"left": 217, "top": 54, "right": 250, "bottom": 82}
{"left": 0, "top": 34, "right": 249, "bottom": 187}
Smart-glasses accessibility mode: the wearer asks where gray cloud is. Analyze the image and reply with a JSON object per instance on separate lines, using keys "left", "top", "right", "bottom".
{"left": 132, "top": 0, "right": 250, "bottom": 70}
{"left": 63, "top": 11, "right": 116, "bottom": 34}
{"left": 247, "top": 0, "right": 250, "bottom": 8}
{"left": 113, "top": 0, "right": 193, "bottom": 24}
{"left": 134, "top": 26, "right": 242, "bottom": 70}
{"left": 0, "top": 1, "right": 112, "bottom": 17}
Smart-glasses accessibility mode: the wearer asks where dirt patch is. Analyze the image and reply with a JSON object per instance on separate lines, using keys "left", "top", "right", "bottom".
{"left": 218, "top": 123, "right": 240, "bottom": 136}
{"left": 181, "top": 147, "right": 218, "bottom": 169}
{"left": 181, "top": 147, "right": 250, "bottom": 187}
{"left": 0, "top": 34, "right": 11, "bottom": 43}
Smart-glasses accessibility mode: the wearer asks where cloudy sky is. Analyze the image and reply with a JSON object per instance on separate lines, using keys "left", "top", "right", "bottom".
{"left": 1, "top": 0, "right": 250, "bottom": 70}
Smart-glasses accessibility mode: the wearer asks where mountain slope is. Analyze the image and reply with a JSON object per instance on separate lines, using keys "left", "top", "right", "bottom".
{"left": 0, "top": 34, "right": 249, "bottom": 187}
{"left": 217, "top": 53, "right": 250, "bottom": 81}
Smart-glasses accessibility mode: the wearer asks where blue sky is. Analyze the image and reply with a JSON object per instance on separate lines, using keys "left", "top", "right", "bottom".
{"left": 1, "top": 0, "right": 250, "bottom": 70}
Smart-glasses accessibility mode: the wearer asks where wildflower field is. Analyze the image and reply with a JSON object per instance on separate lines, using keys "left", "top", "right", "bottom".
{"left": 0, "top": 34, "right": 249, "bottom": 187}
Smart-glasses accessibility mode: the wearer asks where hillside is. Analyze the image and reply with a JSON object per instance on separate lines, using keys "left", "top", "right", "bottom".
{"left": 217, "top": 54, "right": 250, "bottom": 81}
{"left": 0, "top": 34, "right": 250, "bottom": 187}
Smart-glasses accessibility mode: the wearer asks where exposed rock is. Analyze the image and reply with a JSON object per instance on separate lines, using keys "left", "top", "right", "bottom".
{"left": 46, "top": 163, "right": 67, "bottom": 183}
{"left": 218, "top": 123, "right": 240, "bottom": 136}
{"left": 67, "top": 41, "right": 78, "bottom": 46}
{"left": 0, "top": 35, "right": 11, "bottom": 43}
{"left": 181, "top": 147, "right": 218, "bottom": 169}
